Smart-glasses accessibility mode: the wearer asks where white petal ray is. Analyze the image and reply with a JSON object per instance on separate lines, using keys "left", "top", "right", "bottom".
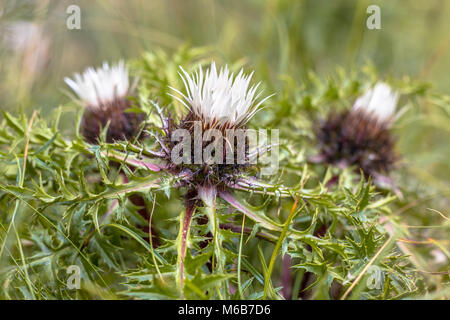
{"left": 171, "top": 61, "right": 271, "bottom": 129}
{"left": 64, "top": 61, "right": 129, "bottom": 109}
{"left": 353, "top": 82, "right": 400, "bottom": 122}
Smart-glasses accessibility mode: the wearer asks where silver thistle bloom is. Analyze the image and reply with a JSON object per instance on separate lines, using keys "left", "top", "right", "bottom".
{"left": 155, "top": 62, "right": 277, "bottom": 187}
{"left": 65, "top": 61, "right": 130, "bottom": 110}
{"left": 315, "top": 82, "right": 401, "bottom": 183}
{"left": 64, "top": 61, "right": 143, "bottom": 143}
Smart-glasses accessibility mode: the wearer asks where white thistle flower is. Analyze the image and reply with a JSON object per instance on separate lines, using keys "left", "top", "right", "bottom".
{"left": 170, "top": 62, "right": 271, "bottom": 129}
{"left": 64, "top": 61, "right": 129, "bottom": 109}
{"left": 353, "top": 82, "right": 399, "bottom": 123}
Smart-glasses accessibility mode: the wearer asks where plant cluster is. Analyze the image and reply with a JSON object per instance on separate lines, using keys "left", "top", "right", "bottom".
{"left": 0, "top": 47, "right": 448, "bottom": 300}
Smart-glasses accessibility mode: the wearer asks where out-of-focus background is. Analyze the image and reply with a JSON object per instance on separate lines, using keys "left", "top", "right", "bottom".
{"left": 1, "top": 0, "right": 450, "bottom": 112}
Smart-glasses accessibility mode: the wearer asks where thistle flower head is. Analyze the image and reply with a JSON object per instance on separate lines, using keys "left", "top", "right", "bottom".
{"left": 171, "top": 61, "right": 271, "bottom": 130}
{"left": 65, "top": 61, "right": 143, "bottom": 143}
{"left": 65, "top": 61, "right": 129, "bottom": 110}
{"left": 158, "top": 62, "right": 274, "bottom": 188}
{"left": 353, "top": 82, "right": 399, "bottom": 124}
{"left": 315, "top": 82, "right": 400, "bottom": 177}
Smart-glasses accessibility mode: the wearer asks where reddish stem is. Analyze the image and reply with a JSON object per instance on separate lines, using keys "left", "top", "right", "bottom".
{"left": 179, "top": 191, "right": 198, "bottom": 290}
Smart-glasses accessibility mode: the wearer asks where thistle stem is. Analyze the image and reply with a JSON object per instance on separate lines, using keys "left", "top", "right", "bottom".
{"left": 237, "top": 215, "right": 246, "bottom": 299}
{"left": 199, "top": 185, "right": 227, "bottom": 299}
{"left": 177, "top": 195, "right": 196, "bottom": 297}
